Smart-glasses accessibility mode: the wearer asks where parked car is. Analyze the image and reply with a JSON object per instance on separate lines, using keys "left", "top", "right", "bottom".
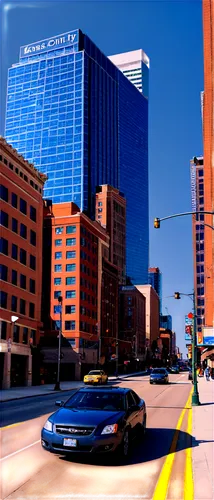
{"left": 41, "top": 387, "right": 147, "bottom": 458}
{"left": 84, "top": 370, "right": 108, "bottom": 385}
{"left": 150, "top": 368, "right": 169, "bottom": 384}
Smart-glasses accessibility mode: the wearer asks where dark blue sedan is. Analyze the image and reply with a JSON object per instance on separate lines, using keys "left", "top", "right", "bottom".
{"left": 41, "top": 387, "right": 147, "bottom": 459}
{"left": 150, "top": 368, "right": 169, "bottom": 384}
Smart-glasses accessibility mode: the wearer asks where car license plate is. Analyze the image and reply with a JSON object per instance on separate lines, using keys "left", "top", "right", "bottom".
{"left": 63, "top": 438, "right": 77, "bottom": 447}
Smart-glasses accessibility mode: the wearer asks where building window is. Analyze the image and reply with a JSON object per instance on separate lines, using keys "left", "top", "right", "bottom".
{"left": 12, "top": 269, "right": 17, "bottom": 285}
{"left": 66, "top": 225, "right": 76, "bottom": 234}
{"left": 66, "top": 277, "right": 76, "bottom": 285}
{"left": 20, "top": 248, "right": 27, "bottom": 265}
{"left": 55, "top": 239, "right": 62, "bottom": 246}
{"left": 12, "top": 218, "right": 18, "bottom": 233}
{"left": 65, "top": 305, "right": 76, "bottom": 314}
{"left": 20, "top": 198, "right": 27, "bottom": 215}
{"left": 30, "top": 206, "right": 37, "bottom": 222}
{"left": 12, "top": 243, "right": 18, "bottom": 260}
{"left": 11, "top": 295, "right": 17, "bottom": 312}
{"left": 65, "top": 320, "right": 75, "bottom": 331}
{"left": 22, "top": 327, "right": 28, "bottom": 344}
{"left": 54, "top": 264, "right": 62, "bottom": 272}
{"left": 30, "top": 278, "right": 35, "bottom": 294}
{"left": 0, "top": 237, "right": 8, "bottom": 255}
{"left": 0, "top": 321, "right": 7, "bottom": 340}
{"left": 20, "top": 298, "right": 26, "bottom": 315}
{"left": 66, "top": 238, "right": 76, "bottom": 246}
{"left": 98, "top": 208, "right": 102, "bottom": 213}
{"left": 198, "top": 169, "right": 203, "bottom": 177}
{"left": 80, "top": 291, "right": 86, "bottom": 300}
{"left": 54, "top": 277, "right": 61, "bottom": 285}
{"left": 66, "top": 251, "right": 76, "bottom": 259}
{"left": 55, "top": 252, "right": 62, "bottom": 260}
{"left": 98, "top": 202, "right": 102, "bottom": 207}
{"left": 30, "top": 230, "right": 36, "bottom": 246}
{"left": 66, "top": 290, "right": 76, "bottom": 298}
{"left": 0, "top": 264, "right": 8, "bottom": 281}
{"left": 13, "top": 324, "right": 20, "bottom": 343}
{"left": 11, "top": 193, "right": 18, "bottom": 208}
{"left": 66, "top": 264, "right": 76, "bottom": 272}
{"left": 29, "top": 302, "right": 35, "bottom": 318}
{"left": 0, "top": 291, "right": 7, "bottom": 308}
{"left": 54, "top": 290, "right": 62, "bottom": 299}
{"left": 20, "top": 223, "right": 27, "bottom": 239}
{"left": 30, "top": 329, "right": 36, "bottom": 345}
{"left": 30, "top": 254, "right": 36, "bottom": 270}
{"left": 80, "top": 306, "right": 86, "bottom": 315}
{"left": 20, "top": 274, "right": 26, "bottom": 289}
{"left": 54, "top": 305, "right": 61, "bottom": 314}
{"left": 0, "top": 210, "right": 9, "bottom": 228}
{"left": 55, "top": 227, "right": 63, "bottom": 234}
{"left": 0, "top": 185, "right": 8, "bottom": 202}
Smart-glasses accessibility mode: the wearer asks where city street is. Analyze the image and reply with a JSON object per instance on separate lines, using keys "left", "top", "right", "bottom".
{"left": 1, "top": 373, "right": 194, "bottom": 500}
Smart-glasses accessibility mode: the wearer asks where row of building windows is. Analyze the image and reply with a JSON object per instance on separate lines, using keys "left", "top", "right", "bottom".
{"left": 55, "top": 225, "right": 76, "bottom": 234}
{"left": 0, "top": 265, "right": 35, "bottom": 293}
{"left": 1, "top": 212, "right": 37, "bottom": 245}
{"left": 55, "top": 238, "right": 76, "bottom": 246}
{"left": 53, "top": 304, "right": 97, "bottom": 319}
{"left": 0, "top": 157, "right": 42, "bottom": 193}
{"left": 0, "top": 320, "right": 36, "bottom": 344}
{"left": 54, "top": 264, "right": 76, "bottom": 272}
{"left": 1, "top": 185, "right": 37, "bottom": 222}
{"left": 0, "top": 291, "right": 35, "bottom": 318}
{"left": 0, "top": 238, "right": 36, "bottom": 267}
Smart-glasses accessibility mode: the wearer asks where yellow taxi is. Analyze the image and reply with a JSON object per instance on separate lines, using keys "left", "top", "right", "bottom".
{"left": 83, "top": 370, "right": 108, "bottom": 385}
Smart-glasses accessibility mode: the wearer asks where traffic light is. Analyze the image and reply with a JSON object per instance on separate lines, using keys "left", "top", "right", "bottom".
{"left": 154, "top": 218, "right": 160, "bottom": 229}
{"left": 58, "top": 295, "right": 63, "bottom": 304}
{"left": 174, "top": 292, "right": 181, "bottom": 300}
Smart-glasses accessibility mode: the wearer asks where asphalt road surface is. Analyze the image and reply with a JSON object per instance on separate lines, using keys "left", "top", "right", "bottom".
{"left": 1, "top": 374, "right": 193, "bottom": 500}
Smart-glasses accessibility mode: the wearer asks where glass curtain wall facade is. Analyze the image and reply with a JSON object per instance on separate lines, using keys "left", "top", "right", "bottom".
{"left": 5, "top": 29, "right": 148, "bottom": 284}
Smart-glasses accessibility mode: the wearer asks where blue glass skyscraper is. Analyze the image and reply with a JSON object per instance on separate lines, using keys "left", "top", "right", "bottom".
{"left": 5, "top": 29, "right": 149, "bottom": 284}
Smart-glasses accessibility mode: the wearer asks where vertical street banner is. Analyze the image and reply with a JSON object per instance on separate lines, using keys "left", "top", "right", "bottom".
{"left": 185, "top": 315, "right": 193, "bottom": 342}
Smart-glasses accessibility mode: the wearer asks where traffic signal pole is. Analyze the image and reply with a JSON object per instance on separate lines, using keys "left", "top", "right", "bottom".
{"left": 192, "top": 291, "right": 200, "bottom": 405}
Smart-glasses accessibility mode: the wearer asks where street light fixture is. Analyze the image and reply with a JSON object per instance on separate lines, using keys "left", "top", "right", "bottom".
{"left": 54, "top": 296, "right": 63, "bottom": 391}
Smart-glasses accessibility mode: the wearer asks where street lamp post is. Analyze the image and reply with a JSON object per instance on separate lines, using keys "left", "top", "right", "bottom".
{"left": 54, "top": 296, "right": 63, "bottom": 391}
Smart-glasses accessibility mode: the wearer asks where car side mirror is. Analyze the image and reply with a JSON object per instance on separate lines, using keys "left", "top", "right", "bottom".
{"left": 55, "top": 400, "right": 64, "bottom": 407}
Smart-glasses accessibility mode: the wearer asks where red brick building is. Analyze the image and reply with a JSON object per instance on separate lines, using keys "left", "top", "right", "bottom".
{"left": 0, "top": 138, "right": 46, "bottom": 388}
{"left": 202, "top": 0, "right": 214, "bottom": 329}
{"left": 119, "top": 286, "right": 146, "bottom": 362}
{"left": 96, "top": 185, "right": 126, "bottom": 284}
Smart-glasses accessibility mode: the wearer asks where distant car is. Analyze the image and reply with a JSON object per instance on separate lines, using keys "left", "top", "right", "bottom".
{"left": 150, "top": 368, "right": 169, "bottom": 384}
{"left": 84, "top": 370, "right": 108, "bottom": 385}
{"left": 188, "top": 369, "right": 193, "bottom": 380}
{"left": 41, "top": 387, "right": 147, "bottom": 458}
{"left": 170, "top": 366, "right": 180, "bottom": 374}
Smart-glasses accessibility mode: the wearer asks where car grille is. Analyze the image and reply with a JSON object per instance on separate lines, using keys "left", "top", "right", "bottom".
{"left": 54, "top": 425, "right": 95, "bottom": 436}
{"left": 53, "top": 443, "right": 93, "bottom": 452}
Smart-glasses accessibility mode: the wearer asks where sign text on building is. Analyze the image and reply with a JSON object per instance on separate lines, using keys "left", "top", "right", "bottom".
{"left": 20, "top": 30, "right": 79, "bottom": 58}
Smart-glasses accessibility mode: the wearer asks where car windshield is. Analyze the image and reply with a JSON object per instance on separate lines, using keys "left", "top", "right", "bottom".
{"left": 88, "top": 371, "right": 102, "bottom": 375}
{"left": 64, "top": 391, "right": 125, "bottom": 411}
{"left": 152, "top": 369, "right": 166, "bottom": 374}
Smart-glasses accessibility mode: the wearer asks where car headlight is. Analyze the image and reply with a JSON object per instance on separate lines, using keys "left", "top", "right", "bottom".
{"left": 101, "top": 424, "right": 118, "bottom": 435}
{"left": 43, "top": 419, "right": 53, "bottom": 432}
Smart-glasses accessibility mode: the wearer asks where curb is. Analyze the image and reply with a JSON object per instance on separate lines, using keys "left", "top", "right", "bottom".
{"left": 1, "top": 371, "right": 148, "bottom": 403}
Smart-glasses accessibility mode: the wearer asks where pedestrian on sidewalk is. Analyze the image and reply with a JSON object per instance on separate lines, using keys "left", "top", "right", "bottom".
{"left": 204, "top": 366, "right": 210, "bottom": 381}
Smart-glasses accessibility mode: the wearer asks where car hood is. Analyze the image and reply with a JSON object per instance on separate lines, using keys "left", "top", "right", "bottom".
{"left": 50, "top": 408, "right": 125, "bottom": 427}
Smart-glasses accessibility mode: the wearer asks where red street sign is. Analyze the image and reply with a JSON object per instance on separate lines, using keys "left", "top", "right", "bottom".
{"left": 188, "top": 312, "right": 193, "bottom": 319}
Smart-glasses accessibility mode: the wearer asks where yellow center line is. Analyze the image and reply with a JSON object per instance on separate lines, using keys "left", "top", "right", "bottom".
{"left": 184, "top": 397, "right": 194, "bottom": 500}
{"left": 1, "top": 421, "right": 25, "bottom": 431}
{"left": 152, "top": 388, "right": 193, "bottom": 500}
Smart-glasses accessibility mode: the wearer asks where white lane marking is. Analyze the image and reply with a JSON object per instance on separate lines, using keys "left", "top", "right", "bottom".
{"left": 0, "top": 440, "right": 40, "bottom": 461}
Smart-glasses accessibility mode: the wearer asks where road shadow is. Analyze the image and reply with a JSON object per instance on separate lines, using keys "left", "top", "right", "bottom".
{"left": 58, "top": 427, "right": 214, "bottom": 467}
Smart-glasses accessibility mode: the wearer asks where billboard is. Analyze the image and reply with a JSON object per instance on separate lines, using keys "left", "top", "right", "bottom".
{"left": 185, "top": 316, "right": 193, "bottom": 342}
{"left": 196, "top": 327, "right": 214, "bottom": 346}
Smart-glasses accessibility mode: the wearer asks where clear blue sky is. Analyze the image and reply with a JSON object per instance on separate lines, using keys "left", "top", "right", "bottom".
{"left": 1, "top": 0, "right": 204, "bottom": 356}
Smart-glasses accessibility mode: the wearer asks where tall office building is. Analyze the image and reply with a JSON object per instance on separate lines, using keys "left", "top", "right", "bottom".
{"left": 190, "top": 156, "right": 205, "bottom": 335}
{"left": 5, "top": 30, "right": 149, "bottom": 284}
{"left": 109, "top": 49, "right": 149, "bottom": 96}
{"left": 148, "top": 267, "right": 162, "bottom": 313}
{"left": 202, "top": 0, "right": 214, "bottom": 329}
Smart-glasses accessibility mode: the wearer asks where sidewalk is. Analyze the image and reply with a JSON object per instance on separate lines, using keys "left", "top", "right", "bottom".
{"left": 0, "top": 370, "right": 147, "bottom": 402}
{"left": 192, "top": 377, "right": 214, "bottom": 500}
